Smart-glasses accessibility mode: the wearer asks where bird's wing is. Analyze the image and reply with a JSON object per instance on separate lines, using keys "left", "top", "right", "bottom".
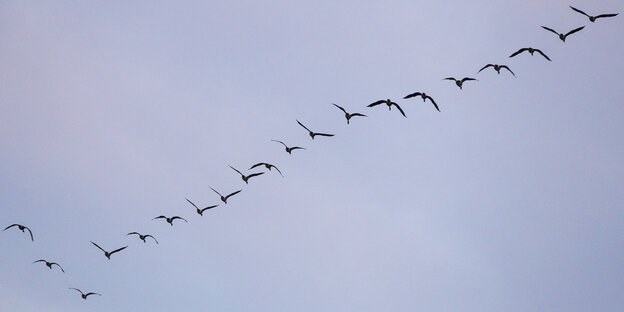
{"left": 291, "top": 147, "right": 306, "bottom": 151}
{"left": 33, "top": 259, "right": 46, "bottom": 264}
{"left": 443, "top": 77, "right": 457, "bottom": 81}
{"left": 85, "top": 293, "right": 102, "bottom": 297}
{"left": 500, "top": 65, "right": 516, "bottom": 77}
{"left": 535, "top": 49, "right": 551, "bottom": 61}
{"left": 479, "top": 64, "right": 494, "bottom": 72}
{"left": 224, "top": 190, "right": 242, "bottom": 201}
{"left": 569, "top": 6, "right": 590, "bottom": 17}
{"left": 185, "top": 198, "right": 199, "bottom": 209}
{"left": 461, "top": 77, "right": 477, "bottom": 82}
{"left": 271, "top": 139, "right": 287, "bottom": 147}
{"left": 126, "top": 232, "right": 140, "bottom": 236}
{"left": 109, "top": 246, "right": 128, "bottom": 255}
{"left": 171, "top": 216, "right": 188, "bottom": 222}
{"left": 350, "top": 113, "right": 367, "bottom": 117}
{"left": 367, "top": 100, "right": 385, "bottom": 107}
{"left": 200, "top": 205, "right": 218, "bottom": 213}
{"left": 565, "top": 26, "right": 585, "bottom": 37}
{"left": 153, "top": 215, "right": 167, "bottom": 220}
{"left": 595, "top": 13, "right": 618, "bottom": 19}
{"left": 228, "top": 165, "right": 243, "bottom": 176}
{"left": 24, "top": 226, "right": 34, "bottom": 241}
{"left": 246, "top": 172, "right": 265, "bottom": 179}
{"left": 392, "top": 103, "right": 407, "bottom": 117}
{"left": 91, "top": 241, "right": 106, "bottom": 253}
{"left": 403, "top": 92, "right": 422, "bottom": 99}
{"left": 314, "top": 132, "right": 334, "bottom": 137}
{"left": 3, "top": 224, "right": 18, "bottom": 231}
{"left": 296, "top": 120, "right": 311, "bottom": 132}
{"left": 426, "top": 96, "right": 440, "bottom": 112}
{"left": 332, "top": 103, "right": 347, "bottom": 113}
{"left": 51, "top": 262, "right": 65, "bottom": 272}
{"left": 209, "top": 186, "right": 222, "bottom": 197}
{"left": 541, "top": 26, "right": 559, "bottom": 36}
{"left": 145, "top": 235, "right": 159, "bottom": 244}
{"left": 272, "top": 166, "right": 284, "bottom": 177}
{"left": 249, "top": 163, "right": 265, "bottom": 170}
{"left": 509, "top": 48, "right": 527, "bottom": 58}
{"left": 69, "top": 288, "right": 83, "bottom": 294}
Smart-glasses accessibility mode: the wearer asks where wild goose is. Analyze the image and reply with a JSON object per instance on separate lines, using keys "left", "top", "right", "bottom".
{"left": 185, "top": 198, "right": 218, "bottom": 216}
{"left": 367, "top": 99, "right": 406, "bottom": 117}
{"left": 444, "top": 77, "right": 477, "bottom": 89}
{"left": 478, "top": 64, "right": 516, "bottom": 77}
{"left": 403, "top": 92, "right": 440, "bottom": 111}
{"left": 33, "top": 259, "right": 65, "bottom": 272}
{"left": 90, "top": 241, "right": 128, "bottom": 260}
{"left": 126, "top": 232, "right": 159, "bottom": 244}
{"left": 69, "top": 288, "right": 101, "bottom": 300}
{"left": 296, "top": 120, "right": 334, "bottom": 139}
{"left": 570, "top": 6, "right": 618, "bottom": 22}
{"left": 153, "top": 215, "right": 188, "bottom": 226}
{"left": 249, "top": 162, "right": 284, "bottom": 177}
{"left": 509, "top": 47, "right": 551, "bottom": 61}
{"left": 229, "top": 165, "right": 264, "bottom": 184}
{"left": 332, "top": 103, "right": 367, "bottom": 124}
{"left": 209, "top": 187, "right": 242, "bottom": 204}
{"left": 271, "top": 140, "right": 306, "bottom": 154}
{"left": 541, "top": 26, "right": 585, "bottom": 42}
{"left": 3, "top": 223, "right": 33, "bottom": 241}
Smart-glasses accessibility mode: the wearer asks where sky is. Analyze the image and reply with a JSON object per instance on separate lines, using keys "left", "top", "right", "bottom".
{"left": 1, "top": 1, "right": 623, "bottom": 311}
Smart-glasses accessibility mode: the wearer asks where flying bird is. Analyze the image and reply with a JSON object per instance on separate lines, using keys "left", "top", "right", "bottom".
{"left": 478, "top": 64, "right": 516, "bottom": 77}
{"left": 210, "top": 187, "right": 242, "bottom": 204}
{"left": 185, "top": 198, "right": 218, "bottom": 216}
{"left": 153, "top": 215, "right": 188, "bottom": 226}
{"left": 541, "top": 26, "right": 585, "bottom": 42}
{"left": 3, "top": 224, "right": 33, "bottom": 241}
{"left": 229, "top": 165, "right": 264, "bottom": 184}
{"left": 69, "top": 288, "right": 101, "bottom": 300}
{"left": 332, "top": 103, "right": 367, "bottom": 124}
{"left": 249, "top": 162, "right": 283, "bottom": 177}
{"left": 367, "top": 99, "right": 406, "bottom": 117}
{"left": 570, "top": 6, "right": 618, "bottom": 22}
{"left": 90, "top": 241, "right": 128, "bottom": 260}
{"left": 271, "top": 140, "right": 306, "bottom": 154}
{"left": 296, "top": 120, "right": 334, "bottom": 139}
{"left": 126, "top": 232, "right": 159, "bottom": 244}
{"left": 509, "top": 47, "right": 551, "bottom": 61}
{"left": 33, "top": 259, "right": 65, "bottom": 272}
{"left": 403, "top": 92, "right": 440, "bottom": 112}
{"left": 444, "top": 77, "right": 477, "bottom": 89}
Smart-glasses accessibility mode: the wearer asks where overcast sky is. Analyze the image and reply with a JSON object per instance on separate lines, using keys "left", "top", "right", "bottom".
{"left": 2, "top": 1, "right": 624, "bottom": 311}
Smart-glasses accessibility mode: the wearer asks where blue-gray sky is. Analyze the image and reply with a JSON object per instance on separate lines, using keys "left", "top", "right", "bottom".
{"left": 2, "top": 1, "right": 623, "bottom": 311}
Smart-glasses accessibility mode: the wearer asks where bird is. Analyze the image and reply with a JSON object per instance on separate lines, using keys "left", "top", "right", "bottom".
{"left": 478, "top": 64, "right": 516, "bottom": 77}
{"left": 332, "top": 103, "right": 367, "bottom": 124}
{"left": 509, "top": 47, "right": 551, "bottom": 61}
{"left": 33, "top": 259, "right": 64, "bottom": 272}
{"left": 3, "top": 224, "right": 33, "bottom": 241}
{"left": 367, "top": 99, "right": 406, "bottom": 117}
{"left": 296, "top": 120, "right": 334, "bottom": 139}
{"left": 153, "top": 215, "right": 188, "bottom": 226}
{"left": 209, "top": 187, "right": 242, "bottom": 204}
{"left": 541, "top": 26, "right": 585, "bottom": 42}
{"left": 185, "top": 198, "right": 218, "bottom": 216}
{"left": 90, "top": 241, "right": 128, "bottom": 260}
{"left": 403, "top": 92, "right": 440, "bottom": 112}
{"left": 271, "top": 140, "right": 306, "bottom": 154}
{"left": 444, "top": 77, "right": 477, "bottom": 89}
{"left": 69, "top": 288, "right": 101, "bottom": 300}
{"left": 229, "top": 165, "right": 265, "bottom": 184}
{"left": 126, "top": 232, "right": 159, "bottom": 244}
{"left": 570, "top": 6, "right": 618, "bottom": 22}
{"left": 249, "top": 162, "right": 284, "bottom": 177}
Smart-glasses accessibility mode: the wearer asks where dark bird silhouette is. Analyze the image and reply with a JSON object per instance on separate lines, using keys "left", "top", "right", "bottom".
{"left": 153, "top": 215, "right": 188, "bottom": 226}
{"left": 444, "top": 77, "right": 477, "bottom": 89}
{"left": 33, "top": 259, "right": 64, "bottom": 272}
{"left": 403, "top": 92, "right": 440, "bottom": 112}
{"left": 271, "top": 140, "right": 306, "bottom": 154}
{"left": 69, "top": 288, "right": 101, "bottom": 300}
{"left": 296, "top": 120, "right": 334, "bottom": 139}
{"left": 229, "top": 165, "right": 264, "bottom": 184}
{"left": 509, "top": 47, "right": 551, "bottom": 61}
{"left": 478, "top": 64, "right": 516, "bottom": 77}
{"left": 185, "top": 198, "right": 218, "bottom": 216}
{"left": 367, "top": 99, "right": 406, "bottom": 117}
{"left": 126, "top": 232, "right": 158, "bottom": 244}
{"left": 332, "top": 103, "right": 367, "bottom": 124}
{"left": 570, "top": 6, "right": 618, "bottom": 22}
{"left": 209, "top": 187, "right": 242, "bottom": 204}
{"left": 90, "top": 241, "right": 127, "bottom": 260}
{"left": 541, "top": 26, "right": 585, "bottom": 42}
{"left": 249, "top": 162, "right": 283, "bottom": 177}
{"left": 3, "top": 224, "right": 33, "bottom": 241}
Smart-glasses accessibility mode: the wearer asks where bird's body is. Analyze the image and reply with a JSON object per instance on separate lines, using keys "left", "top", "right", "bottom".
{"left": 33, "top": 259, "right": 64, "bottom": 272}
{"left": 541, "top": 26, "right": 585, "bottom": 42}
{"left": 570, "top": 6, "right": 618, "bottom": 22}
{"left": 444, "top": 77, "right": 477, "bottom": 89}
{"left": 509, "top": 47, "right": 551, "bottom": 61}
{"left": 332, "top": 103, "right": 367, "bottom": 124}
{"left": 3, "top": 223, "right": 34, "bottom": 241}
{"left": 367, "top": 99, "right": 406, "bottom": 117}
{"left": 69, "top": 288, "right": 101, "bottom": 300}
{"left": 479, "top": 64, "right": 516, "bottom": 77}
{"left": 271, "top": 140, "right": 306, "bottom": 154}
{"left": 296, "top": 120, "right": 334, "bottom": 139}
{"left": 153, "top": 215, "right": 188, "bottom": 226}
{"left": 90, "top": 241, "right": 128, "bottom": 259}
{"left": 210, "top": 187, "right": 242, "bottom": 204}
{"left": 249, "top": 162, "right": 284, "bottom": 177}
{"left": 229, "top": 166, "right": 264, "bottom": 184}
{"left": 403, "top": 92, "right": 440, "bottom": 111}
{"left": 126, "top": 232, "right": 158, "bottom": 244}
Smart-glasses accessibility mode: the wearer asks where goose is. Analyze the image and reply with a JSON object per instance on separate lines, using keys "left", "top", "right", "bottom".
{"left": 153, "top": 215, "right": 187, "bottom": 226}
{"left": 90, "top": 241, "right": 127, "bottom": 260}
{"left": 444, "top": 77, "right": 477, "bottom": 89}
{"left": 271, "top": 140, "right": 306, "bottom": 154}
{"left": 229, "top": 165, "right": 264, "bottom": 184}
{"left": 209, "top": 187, "right": 242, "bottom": 204}
{"left": 3, "top": 223, "right": 33, "bottom": 241}
{"left": 570, "top": 6, "right": 618, "bottom": 22}
{"left": 403, "top": 92, "right": 440, "bottom": 111}
{"left": 33, "top": 259, "right": 64, "bottom": 272}
{"left": 249, "top": 163, "right": 284, "bottom": 177}
{"left": 185, "top": 198, "right": 218, "bottom": 216}
{"left": 332, "top": 103, "right": 367, "bottom": 124}
{"left": 509, "top": 47, "right": 551, "bottom": 61}
{"left": 69, "top": 288, "right": 101, "bottom": 300}
{"left": 296, "top": 120, "right": 334, "bottom": 139}
{"left": 367, "top": 99, "right": 406, "bottom": 117}
{"left": 478, "top": 64, "right": 516, "bottom": 77}
{"left": 126, "top": 232, "right": 158, "bottom": 244}
{"left": 541, "top": 26, "right": 585, "bottom": 42}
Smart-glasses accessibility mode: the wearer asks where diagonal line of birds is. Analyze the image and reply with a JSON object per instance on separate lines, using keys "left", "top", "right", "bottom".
{"left": 2, "top": 4, "right": 618, "bottom": 302}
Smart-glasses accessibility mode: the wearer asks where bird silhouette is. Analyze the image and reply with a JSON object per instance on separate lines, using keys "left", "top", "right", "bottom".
{"left": 541, "top": 26, "right": 585, "bottom": 42}
{"left": 3, "top": 224, "right": 34, "bottom": 241}
{"left": 271, "top": 140, "right": 306, "bottom": 154}
{"left": 33, "top": 259, "right": 64, "bottom": 272}
{"left": 367, "top": 99, "right": 406, "bottom": 117}
{"left": 69, "top": 288, "right": 101, "bottom": 300}
{"left": 332, "top": 103, "right": 367, "bottom": 124}
{"left": 403, "top": 92, "right": 440, "bottom": 112}
{"left": 570, "top": 6, "right": 618, "bottom": 22}
{"left": 478, "top": 64, "right": 516, "bottom": 77}
{"left": 444, "top": 77, "right": 477, "bottom": 89}
{"left": 296, "top": 120, "right": 334, "bottom": 139}
{"left": 185, "top": 198, "right": 218, "bottom": 216}
{"left": 249, "top": 162, "right": 284, "bottom": 177}
{"left": 229, "top": 165, "right": 265, "bottom": 184}
{"left": 126, "top": 232, "right": 159, "bottom": 244}
{"left": 209, "top": 187, "right": 242, "bottom": 204}
{"left": 509, "top": 47, "right": 551, "bottom": 61}
{"left": 90, "top": 241, "right": 128, "bottom": 260}
{"left": 153, "top": 215, "right": 188, "bottom": 226}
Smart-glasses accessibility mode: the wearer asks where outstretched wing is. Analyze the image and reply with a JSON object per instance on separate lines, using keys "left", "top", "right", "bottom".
{"left": 391, "top": 102, "right": 407, "bottom": 117}
{"left": 332, "top": 103, "right": 347, "bottom": 113}
{"left": 564, "top": 26, "right": 584, "bottom": 37}
{"left": 185, "top": 198, "right": 199, "bottom": 210}
{"left": 595, "top": 13, "right": 618, "bottom": 19}
{"left": 500, "top": 65, "right": 516, "bottom": 77}
{"left": 314, "top": 132, "right": 334, "bottom": 137}
{"left": 90, "top": 241, "right": 106, "bottom": 253}
{"left": 443, "top": 77, "right": 458, "bottom": 82}
{"left": 145, "top": 235, "right": 159, "bottom": 244}
{"left": 3, "top": 224, "right": 19, "bottom": 231}
{"left": 126, "top": 232, "right": 140, "bottom": 236}
{"left": 84, "top": 292, "right": 102, "bottom": 298}
{"left": 171, "top": 216, "right": 188, "bottom": 223}
{"left": 33, "top": 259, "right": 46, "bottom": 264}
{"left": 403, "top": 92, "right": 422, "bottom": 99}
{"left": 426, "top": 96, "right": 440, "bottom": 112}
{"left": 209, "top": 186, "right": 222, "bottom": 197}
{"left": 478, "top": 64, "right": 494, "bottom": 73}
{"left": 51, "top": 262, "right": 65, "bottom": 272}
{"left": 271, "top": 139, "right": 287, "bottom": 148}
{"left": 109, "top": 246, "right": 128, "bottom": 256}
{"left": 535, "top": 49, "right": 551, "bottom": 61}
{"left": 296, "top": 120, "right": 311, "bottom": 132}
{"left": 199, "top": 205, "right": 218, "bottom": 213}
{"left": 153, "top": 215, "right": 167, "bottom": 220}
{"left": 228, "top": 165, "right": 243, "bottom": 176}
{"left": 249, "top": 162, "right": 265, "bottom": 170}
{"left": 69, "top": 287, "right": 84, "bottom": 295}
{"left": 367, "top": 100, "right": 385, "bottom": 107}
{"left": 541, "top": 26, "right": 559, "bottom": 36}
{"left": 271, "top": 165, "right": 284, "bottom": 177}
{"left": 569, "top": 6, "right": 589, "bottom": 17}
{"left": 24, "top": 226, "right": 34, "bottom": 241}
{"left": 509, "top": 48, "right": 528, "bottom": 58}
{"left": 246, "top": 172, "right": 265, "bottom": 179}
{"left": 290, "top": 146, "right": 306, "bottom": 151}
{"left": 461, "top": 77, "right": 477, "bottom": 83}
{"left": 224, "top": 190, "right": 242, "bottom": 201}
{"left": 350, "top": 113, "right": 367, "bottom": 118}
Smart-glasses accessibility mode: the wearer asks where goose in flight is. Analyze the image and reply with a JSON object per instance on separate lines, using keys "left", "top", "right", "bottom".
{"left": 210, "top": 187, "right": 242, "bottom": 204}
{"left": 90, "top": 241, "right": 128, "bottom": 260}
{"left": 478, "top": 64, "right": 516, "bottom": 77}
{"left": 444, "top": 77, "right": 477, "bottom": 89}
{"left": 69, "top": 288, "right": 101, "bottom": 300}
{"left": 332, "top": 103, "right": 367, "bottom": 124}
{"left": 249, "top": 162, "right": 283, "bottom": 177}
{"left": 153, "top": 215, "right": 188, "bottom": 226}
{"left": 126, "top": 232, "right": 158, "bottom": 244}
{"left": 367, "top": 99, "right": 406, "bottom": 117}
{"left": 403, "top": 92, "right": 440, "bottom": 112}
{"left": 33, "top": 259, "right": 65, "bottom": 272}
{"left": 229, "top": 165, "right": 264, "bottom": 184}
{"left": 271, "top": 140, "right": 306, "bottom": 154}
{"left": 296, "top": 120, "right": 334, "bottom": 139}
{"left": 541, "top": 26, "right": 585, "bottom": 42}
{"left": 509, "top": 47, "right": 551, "bottom": 61}
{"left": 3, "top": 224, "right": 33, "bottom": 241}
{"left": 570, "top": 6, "right": 618, "bottom": 22}
{"left": 185, "top": 198, "right": 218, "bottom": 216}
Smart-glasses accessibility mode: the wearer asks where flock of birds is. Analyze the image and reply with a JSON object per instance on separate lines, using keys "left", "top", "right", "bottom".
{"left": 3, "top": 5, "right": 618, "bottom": 302}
